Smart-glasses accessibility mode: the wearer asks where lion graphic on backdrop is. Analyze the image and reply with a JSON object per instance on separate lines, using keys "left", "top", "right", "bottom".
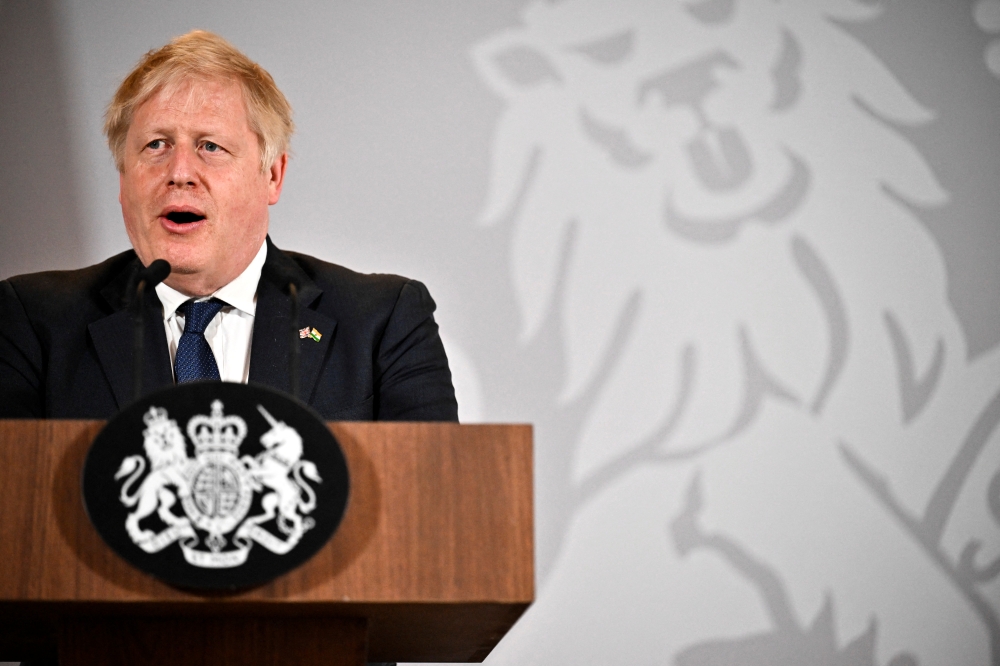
{"left": 474, "top": 0, "right": 1000, "bottom": 663}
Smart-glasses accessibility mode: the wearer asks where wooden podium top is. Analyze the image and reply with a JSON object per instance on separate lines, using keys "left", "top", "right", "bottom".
{"left": 0, "top": 421, "right": 533, "bottom": 662}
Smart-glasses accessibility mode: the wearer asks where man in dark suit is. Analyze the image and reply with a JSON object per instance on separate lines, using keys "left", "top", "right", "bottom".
{"left": 0, "top": 30, "right": 457, "bottom": 422}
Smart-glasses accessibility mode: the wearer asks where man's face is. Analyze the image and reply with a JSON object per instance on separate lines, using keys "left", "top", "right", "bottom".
{"left": 119, "top": 77, "right": 287, "bottom": 296}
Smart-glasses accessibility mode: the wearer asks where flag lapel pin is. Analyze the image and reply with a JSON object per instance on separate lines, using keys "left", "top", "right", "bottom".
{"left": 299, "top": 327, "right": 322, "bottom": 342}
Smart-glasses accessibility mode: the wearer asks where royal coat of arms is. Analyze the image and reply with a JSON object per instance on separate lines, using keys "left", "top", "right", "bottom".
{"left": 114, "top": 400, "right": 322, "bottom": 568}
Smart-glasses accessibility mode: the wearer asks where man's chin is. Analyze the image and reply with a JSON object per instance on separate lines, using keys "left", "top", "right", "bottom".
{"left": 148, "top": 243, "right": 208, "bottom": 273}
{"left": 147, "top": 250, "right": 215, "bottom": 294}
{"left": 164, "top": 265, "right": 200, "bottom": 277}
{"left": 161, "top": 270, "right": 219, "bottom": 298}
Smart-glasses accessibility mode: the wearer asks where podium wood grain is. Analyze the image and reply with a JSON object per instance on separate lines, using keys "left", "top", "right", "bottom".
{"left": 0, "top": 421, "right": 533, "bottom": 663}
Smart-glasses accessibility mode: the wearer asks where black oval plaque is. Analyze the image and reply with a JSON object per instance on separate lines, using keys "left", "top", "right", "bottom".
{"left": 82, "top": 382, "right": 349, "bottom": 591}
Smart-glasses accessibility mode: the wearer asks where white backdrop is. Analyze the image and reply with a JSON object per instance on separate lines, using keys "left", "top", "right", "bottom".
{"left": 3, "top": 1, "right": 1000, "bottom": 664}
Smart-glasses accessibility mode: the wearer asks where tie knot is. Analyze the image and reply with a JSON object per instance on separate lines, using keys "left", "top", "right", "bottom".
{"left": 179, "top": 299, "right": 225, "bottom": 334}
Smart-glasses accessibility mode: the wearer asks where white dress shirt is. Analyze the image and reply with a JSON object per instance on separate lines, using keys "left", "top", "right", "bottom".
{"left": 155, "top": 240, "right": 267, "bottom": 383}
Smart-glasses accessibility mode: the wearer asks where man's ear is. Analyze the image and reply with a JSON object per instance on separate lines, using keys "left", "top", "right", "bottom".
{"left": 267, "top": 153, "right": 288, "bottom": 205}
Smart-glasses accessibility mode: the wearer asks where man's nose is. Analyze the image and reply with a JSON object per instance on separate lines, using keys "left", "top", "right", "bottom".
{"left": 167, "top": 145, "right": 199, "bottom": 188}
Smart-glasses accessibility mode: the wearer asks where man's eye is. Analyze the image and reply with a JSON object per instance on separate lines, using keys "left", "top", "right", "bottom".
{"left": 204, "top": 142, "right": 221, "bottom": 152}
{"left": 147, "top": 139, "right": 164, "bottom": 150}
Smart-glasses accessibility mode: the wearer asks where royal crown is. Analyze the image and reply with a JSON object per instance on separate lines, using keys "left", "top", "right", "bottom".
{"left": 142, "top": 405, "right": 178, "bottom": 437}
{"left": 187, "top": 400, "right": 247, "bottom": 455}
{"left": 142, "top": 405, "right": 170, "bottom": 428}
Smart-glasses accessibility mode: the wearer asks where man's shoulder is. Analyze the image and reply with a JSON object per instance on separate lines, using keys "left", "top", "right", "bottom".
{"left": 276, "top": 247, "right": 423, "bottom": 307}
{"left": 2, "top": 250, "right": 138, "bottom": 315}
{"left": 282, "top": 249, "right": 410, "bottom": 288}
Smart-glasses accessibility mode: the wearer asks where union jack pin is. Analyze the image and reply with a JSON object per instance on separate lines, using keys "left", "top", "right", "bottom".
{"left": 299, "top": 327, "right": 322, "bottom": 342}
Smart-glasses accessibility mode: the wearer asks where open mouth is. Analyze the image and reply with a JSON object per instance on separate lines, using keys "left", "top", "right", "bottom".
{"left": 663, "top": 150, "right": 810, "bottom": 243}
{"left": 687, "top": 127, "right": 752, "bottom": 192}
{"left": 165, "top": 211, "right": 206, "bottom": 224}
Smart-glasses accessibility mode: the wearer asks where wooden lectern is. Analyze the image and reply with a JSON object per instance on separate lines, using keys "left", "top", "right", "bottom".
{"left": 0, "top": 421, "right": 533, "bottom": 665}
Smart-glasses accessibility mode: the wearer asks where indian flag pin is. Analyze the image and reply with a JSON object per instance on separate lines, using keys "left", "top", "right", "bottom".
{"left": 299, "top": 327, "right": 322, "bottom": 342}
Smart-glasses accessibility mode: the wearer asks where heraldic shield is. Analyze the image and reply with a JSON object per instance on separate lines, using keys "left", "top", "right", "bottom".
{"left": 82, "top": 382, "right": 350, "bottom": 590}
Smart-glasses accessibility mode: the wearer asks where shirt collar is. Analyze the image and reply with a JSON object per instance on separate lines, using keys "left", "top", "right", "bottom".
{"left": 155, "top": 239, "right": 267, "bottom": 318}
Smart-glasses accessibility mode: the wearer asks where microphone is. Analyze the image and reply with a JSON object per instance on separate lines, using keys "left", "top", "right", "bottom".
{"left": 133, "top": 260, "right": 171, "bottom": 403}
{"left": 139, "top": 259, "right": 171, "bottom": 288}
{"left": 287, "top": 279, "right": 301, "bottom": 401}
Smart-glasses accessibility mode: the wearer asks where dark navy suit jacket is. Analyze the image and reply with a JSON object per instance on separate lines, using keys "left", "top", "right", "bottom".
{"left": 0, "top": 238, "right": 458, "bottom": 421}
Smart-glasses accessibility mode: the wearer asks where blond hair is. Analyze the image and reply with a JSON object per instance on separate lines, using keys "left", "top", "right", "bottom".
{"left": 104, "top": 30, "right": 293, "bottom": 172}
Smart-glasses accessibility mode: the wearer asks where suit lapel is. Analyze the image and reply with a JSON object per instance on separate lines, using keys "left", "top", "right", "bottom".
{"left": 89, "top": 260, "right": 174, "bottom": 409}
{"left": 248, "top": 240, "right": 336, "bottom": 402}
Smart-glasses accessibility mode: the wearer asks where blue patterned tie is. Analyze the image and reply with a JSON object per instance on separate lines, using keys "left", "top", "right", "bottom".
{"left": 175, "top": 299, "right": 225, "bottom": 383}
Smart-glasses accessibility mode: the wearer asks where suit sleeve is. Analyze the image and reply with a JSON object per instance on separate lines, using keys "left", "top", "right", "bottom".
{"left": 374, "top": 279, "right": 459, "bottom": 422}
{"left": 0, "top": 279, "right": 45, "bottom": 417}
